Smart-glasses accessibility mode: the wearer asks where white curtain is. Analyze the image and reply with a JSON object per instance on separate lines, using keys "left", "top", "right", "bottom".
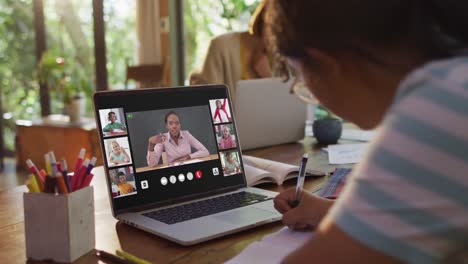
{"left": 136, "top": 0, "right": 162, "bottom": 64}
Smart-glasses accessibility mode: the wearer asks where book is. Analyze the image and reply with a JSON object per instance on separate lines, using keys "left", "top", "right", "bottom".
{"left": 242, "top": 155, "right": 328, "bottom": 186}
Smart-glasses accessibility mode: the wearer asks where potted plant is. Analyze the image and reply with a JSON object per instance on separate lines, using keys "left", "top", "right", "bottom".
{"left": 38, "top": 49, "right": 92, "bottom": 123}
{"left": 313, "top": 105, "right": 343, "bottom": 145}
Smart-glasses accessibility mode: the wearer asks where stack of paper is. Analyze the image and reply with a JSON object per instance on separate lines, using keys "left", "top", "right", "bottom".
{"left": 340, "top": 128, "right": 375, "bottom": 142}
{"left": 226, "top": 227, "right": 313, "bottom": 264}
{"left": 326, "top": 143, "right": 369, "bottom": 165}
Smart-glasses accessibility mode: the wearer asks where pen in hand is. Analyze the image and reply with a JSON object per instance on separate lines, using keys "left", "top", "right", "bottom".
{"left": 289, "top": 153, "right": 309, "bottom": 208}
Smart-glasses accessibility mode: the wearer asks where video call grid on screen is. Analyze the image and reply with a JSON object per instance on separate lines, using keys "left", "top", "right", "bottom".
{"left": 94, "top": 86, "right": 247, "bottom": 212}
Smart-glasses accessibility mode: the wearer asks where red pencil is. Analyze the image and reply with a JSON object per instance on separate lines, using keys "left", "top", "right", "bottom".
{"left": 25, "top": 159, "right": 44, "bottom": 191}
{"left": 81, "top": 173, "right": 94, "bottom": 188}
{"left": 70, "top": 148, "right": 86, "bottom": 191}
{"left": 72, "top": 159, "right": 89, "bottom": 191}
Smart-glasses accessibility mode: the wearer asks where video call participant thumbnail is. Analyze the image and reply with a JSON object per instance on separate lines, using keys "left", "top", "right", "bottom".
{"left": 221, "top": 151, "right": 242, "bottom": 176}
{"left": 109, "top": 167, "right": 136, "bottom": 197}
{"left": 105, "top": 138, "right": 132, "bottom": 167}
{"left": 210, "top": 98, "right": 232, "bottom": 124}
{"left": 104, "top": 111, "right": 126, "bottom": 132}
{"left": 99, "top": 108, "right": 128, "bottom": 136}
{"left": 216, "top": 124, "right": 237, "bottom": 150}
{"left": 147, "top": 111, "right": 209, "bottom": 167}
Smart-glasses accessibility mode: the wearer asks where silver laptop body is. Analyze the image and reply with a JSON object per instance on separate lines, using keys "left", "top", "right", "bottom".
{"left": 235, "top": 78, "right": 307, "bottom": 150}
{"left": 94, "top": 85, "right": 281, "bottom": 246}
{"left": 118, "top": 187, "right": 280, "bottom": 245}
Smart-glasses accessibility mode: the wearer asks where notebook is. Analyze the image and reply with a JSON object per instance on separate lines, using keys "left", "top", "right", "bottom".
{"left": 93, "top": 85, "right": 281, "bottom": 245}
{"left": 226, "top": 227, "right": 313, "bottom": 264}
{"left": 235, "top": 78, "right": 307, "bottom": 150}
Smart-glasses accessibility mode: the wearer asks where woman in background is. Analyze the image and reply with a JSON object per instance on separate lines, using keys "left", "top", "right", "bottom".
{"left": 189, "top": 0, "right": 272, "bottom": 102}
{"left": 266, "top": 0, "right": 468, "bottom": 263}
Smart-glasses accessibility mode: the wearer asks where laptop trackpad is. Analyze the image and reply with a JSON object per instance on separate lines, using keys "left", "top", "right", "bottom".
{"left": 214, "top": 207, "right": 276, "bottom": 225}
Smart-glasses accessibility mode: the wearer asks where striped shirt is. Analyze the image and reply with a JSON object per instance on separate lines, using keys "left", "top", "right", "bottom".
{"left": 329, "top": 56, "right": 468, "bottom": 264}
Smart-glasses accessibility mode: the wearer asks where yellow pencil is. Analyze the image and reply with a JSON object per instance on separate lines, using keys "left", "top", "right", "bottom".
{"left": 116, "top": 250, "right": 152, "bottom": 264}
{"left": 45, "top": 153, "right": 52, "bottom": 175}
{"left": 26, "top": 174, "right": 40, "bottom": 193}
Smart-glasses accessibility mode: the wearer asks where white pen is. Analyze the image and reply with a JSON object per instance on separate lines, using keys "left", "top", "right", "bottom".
{"left": 291, "top": 153, "right": 309, "bottom": 207}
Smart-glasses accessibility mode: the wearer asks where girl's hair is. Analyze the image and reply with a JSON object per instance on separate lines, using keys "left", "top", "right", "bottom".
{"left": 265, "top": 0, "right": 468, "bottom": 67}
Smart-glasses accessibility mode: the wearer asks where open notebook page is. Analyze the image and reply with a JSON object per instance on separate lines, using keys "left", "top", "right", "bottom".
{"left": 226, "top": 227, "right": 313, "bottom": 264}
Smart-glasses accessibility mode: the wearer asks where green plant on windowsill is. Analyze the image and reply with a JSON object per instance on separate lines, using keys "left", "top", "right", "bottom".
{"left": 38, "top": 49, "right": 93, "bottom": 121}
{"left": 314, "top": 104, "right": 342, "bottom": 120}
{"left": 38, "top": 49, "right": 93, "bottom": 104}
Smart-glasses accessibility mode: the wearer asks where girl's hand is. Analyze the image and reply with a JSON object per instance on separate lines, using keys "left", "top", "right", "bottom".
{"left": 274, "top": 188, "right": 334, "bottom": 229}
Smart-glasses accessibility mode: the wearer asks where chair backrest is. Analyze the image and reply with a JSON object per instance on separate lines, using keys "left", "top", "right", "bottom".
{"left": 125, "top": 59, "right": 170, "bottom": 89}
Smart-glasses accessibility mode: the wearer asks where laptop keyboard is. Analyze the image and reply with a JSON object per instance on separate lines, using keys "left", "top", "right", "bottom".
{"left": 143, "top": 192, "right": 272, "bottom": 225}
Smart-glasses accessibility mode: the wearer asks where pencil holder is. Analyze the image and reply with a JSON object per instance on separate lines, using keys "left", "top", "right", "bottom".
{"left": 23, "top": 186, "right": 95, "bottom": 263}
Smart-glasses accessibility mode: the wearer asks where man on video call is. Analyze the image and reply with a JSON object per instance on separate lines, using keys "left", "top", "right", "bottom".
{"left": 147, "top": 111, "right": 209, "bottom": 167}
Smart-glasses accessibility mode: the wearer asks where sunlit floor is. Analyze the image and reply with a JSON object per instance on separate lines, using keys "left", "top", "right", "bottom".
{"left": 0, "top": 158, "right": 29, "bottom": 191}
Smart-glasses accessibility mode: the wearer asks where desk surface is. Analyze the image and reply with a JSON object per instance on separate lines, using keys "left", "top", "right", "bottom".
{"left": 0, "top": 138, "right": 327, "bottom": 264}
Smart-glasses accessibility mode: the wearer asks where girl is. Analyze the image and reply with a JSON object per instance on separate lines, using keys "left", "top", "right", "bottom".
{"left": 219, "top": 125, "right": 237, "bottom": 149}
{"left": 266, "top": 1, "right": 468, "bottom": 263}
{"left": 109, "top": 140, "right": 130, "bottom": 165}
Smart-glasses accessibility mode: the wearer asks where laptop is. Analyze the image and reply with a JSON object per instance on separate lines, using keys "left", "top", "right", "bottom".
{"left": 93, "top": 85, "right": 281, "bottom": 245}
{"left": 235, "top": 78, "right": 307, "bottom": 150}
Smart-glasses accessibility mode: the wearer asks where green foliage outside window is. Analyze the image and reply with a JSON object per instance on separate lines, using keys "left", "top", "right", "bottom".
{"left": 0, "top": 0, "right": 135, "bottom": 153}
{"left": 0, "top": 0, "right": 258, "bottom": 154}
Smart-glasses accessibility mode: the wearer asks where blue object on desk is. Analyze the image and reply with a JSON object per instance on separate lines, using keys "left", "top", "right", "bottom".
{"left": 313, "top": 118, "right": 342, "bottom": 144}
{"left": 319, "top": 168, "right": 352, "bottom": 199}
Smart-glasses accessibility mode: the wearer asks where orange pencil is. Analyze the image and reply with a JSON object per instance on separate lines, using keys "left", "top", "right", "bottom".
{"left": 56, "top": 172, "right": 69, "bottom": 194}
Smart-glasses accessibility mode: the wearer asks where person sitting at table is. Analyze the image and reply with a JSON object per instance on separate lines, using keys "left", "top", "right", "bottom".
{"left": 146, "top": 111, "right": 209, "bottom": 167}
{"left": 212, "top": 99, "right": 231, "bottom": 123}
{"left": 266, "top": 0, "right": 468, "bottom": 263}
{"left": 110, "top": 170, "right": 135, "bottom": 195}
{"left": 109, "top": 140, "right": 131, "bottom": 165}
{"left": 103, "top": 111, "right": 127, "bottom": 133}
{"left": 223, "top": 152, "right": 241, "bottom": 175}
{"left": 219, "top": 125, "right": 237, "bottom": 149}
{"left": 189, "top": 0, "right": 272, "bottom": 101}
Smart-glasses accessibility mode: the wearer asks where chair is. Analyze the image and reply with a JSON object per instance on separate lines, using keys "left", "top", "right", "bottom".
{"left": 125, "top": 59, "right": 170, "bottom": 89}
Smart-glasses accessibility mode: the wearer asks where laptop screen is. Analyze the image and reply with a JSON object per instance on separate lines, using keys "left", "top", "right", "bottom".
{"left": 94, "top": 85, "right": 245, "bottom": 213}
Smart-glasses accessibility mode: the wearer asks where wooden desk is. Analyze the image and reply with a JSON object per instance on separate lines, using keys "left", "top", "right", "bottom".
{"left": 15, "top": 117, "right": 103, "bottom": 171}
{"left": 0, "top": 139, "right": 327, "bottom": 264}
